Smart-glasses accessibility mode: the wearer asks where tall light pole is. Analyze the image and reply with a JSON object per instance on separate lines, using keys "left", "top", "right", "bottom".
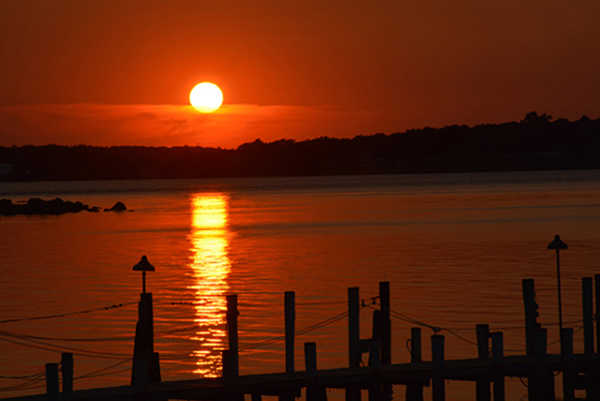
{"left": 547, "top": 235, "right": 568, "bottom": 335}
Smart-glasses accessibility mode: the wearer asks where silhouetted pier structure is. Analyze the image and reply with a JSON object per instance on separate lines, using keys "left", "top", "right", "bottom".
{"left": 4, "top": 273, "right": 600, "bottom": 401}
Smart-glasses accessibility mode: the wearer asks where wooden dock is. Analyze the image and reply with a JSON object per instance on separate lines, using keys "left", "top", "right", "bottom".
{"left": 3, "top": 277, "right": 600, "bottom": 401}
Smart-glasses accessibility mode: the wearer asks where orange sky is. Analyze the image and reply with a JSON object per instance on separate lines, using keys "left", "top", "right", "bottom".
{"left": 1, "top": 1, "right": 599, "bottom": 148}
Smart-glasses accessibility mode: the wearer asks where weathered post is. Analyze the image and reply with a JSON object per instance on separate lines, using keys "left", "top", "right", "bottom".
{"left": 561, "top": 328, "right": 574, "bottom": 401}
{"left": 347, "top": 287, "right": 361, "bottom": 401}
{"left": 475, "top": 324, "right": 490, "bottom": 401}
{"left": 222, "top": 350, "right": 237, "bottom": 386}
{"left": 348, "top": 287, "right": 361, "bottom": 368}
{"left": 379, "top": 282, "right": 392, "bottom": 401}
{"left": 522, "top": 278, "right": 539, "bottom": 356}
{"left": 582, "top": 277, "right": 594, "bottom": 354}
{"left": 529, "top": 329, "right": 554, "bottom": 401}
{"left": 61, "top": 352, "right": 73, "bottom": 392}
{"left": 406, "top": 328, "right": 424, "bottom": 401}
{"left": 491, "top": 332, "right": 504, "bottom": 401}
{"left": 595, "top": 274, "right": 600, "bottom": 353}
{"left": 281, "top": 291, "right": 298, "bottom": 401}
{"left": 305, "top": 342, "right": 318, "bottom": 401}
{"left": 368, "top": 341, "right": 382, "bottom": 401}
{"left": 285, "top": 291, "right": 295, "bottom": 373}
{"left": 45, "top": 363, "right": 59, "bottom": 401}
{"left": 379, "top": 282, "right": 391, "bottom": 365}
{"left": 431, "top": 334, "right": 445, "bottom": 401}
{"left": 224, "top": 295, "right": 243, "bottom": 401}
{"left": 226, "top": 294, "right": 239, "bottom": 378}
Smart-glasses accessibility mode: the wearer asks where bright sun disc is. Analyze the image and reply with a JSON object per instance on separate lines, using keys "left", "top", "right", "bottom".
{"left": 190, "top": 82, "right": 223, "bottom": 113}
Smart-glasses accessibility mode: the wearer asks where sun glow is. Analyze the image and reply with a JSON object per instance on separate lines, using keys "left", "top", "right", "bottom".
{"left": 188, "top": 194, "right": 231, "bottom": 377}
{"left": 189, "top": 82, "right": 223, "bottom": 113}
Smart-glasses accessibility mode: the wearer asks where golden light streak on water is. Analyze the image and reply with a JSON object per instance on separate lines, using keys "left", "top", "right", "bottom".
{"left": 188, "top": 194, "right": 231, "bottom": 377}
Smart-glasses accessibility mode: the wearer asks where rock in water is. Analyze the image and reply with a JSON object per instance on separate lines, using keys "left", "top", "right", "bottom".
{"left": 105, "top": 201, "right": 127, "bottom": 212}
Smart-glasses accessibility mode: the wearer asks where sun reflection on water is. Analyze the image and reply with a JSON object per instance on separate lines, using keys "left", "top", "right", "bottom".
{"left": 188, "top": 194, "right": 231, "bottom": 377}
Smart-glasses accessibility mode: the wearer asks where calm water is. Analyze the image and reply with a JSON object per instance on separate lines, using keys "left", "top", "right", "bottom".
{"left": 2, "top": 170, "right": 600, "bottom": 400}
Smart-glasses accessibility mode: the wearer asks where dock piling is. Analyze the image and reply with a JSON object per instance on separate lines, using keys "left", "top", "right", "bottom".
{"left": 583, "top": 277, "right": 594, "bottom": 354}
{"left": 491, "top": 332, "right": 504, "bottom": 401}
{"left": 131, "top": 292, "right": 160, "bottom": 386}
{"left": 595, "top": 274, "right": 600, "bottom": 354}
{"left": 431, "top": 334, "right": 445, "bottom": 401}
{"left": 476, "top": 324, "right": 490, "bottom": 401}
{"left": 305, "top": 342, "right": 327, "bottom": 401}
{"left": 45, "top": 363, "right": 59, "bottom": 401}
{"left": 226, "top": 294, "right": 239, "bottom": 378}
{"left": 406, "top": 327, "right": 424, "bottom": 401}
{"left": 61, "top": 352, "right": 73, "bottom": 392}
{"left": 561, "top": 328, "right": 574, "bottom": 401}
{"left": 378, "top": 282, "right": 392, "bottom": 401}
{"left": 285, "top": 291, "right": 295, "bottom": 373}
{"left": 368, "top": 341, "right": 382, "bottom": 401}
{"left": 347, "top": 287, "right": 362, "bottom": 401}
{"left": 522, "top": 278, "right": 539, "bottom": 356}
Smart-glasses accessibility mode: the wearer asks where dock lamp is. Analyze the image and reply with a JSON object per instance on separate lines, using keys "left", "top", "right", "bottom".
{"left": 133, "top": 255, "right": 155, "bottom": 294}
{"left": 547, "top": 235, "right": 568, "bottom": 333}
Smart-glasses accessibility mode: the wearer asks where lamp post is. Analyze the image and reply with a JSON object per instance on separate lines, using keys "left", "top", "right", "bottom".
{"left": 133, "top": 255, "right": 155, "bottom": 294}
{"left": 547, "top": 235, "right": 568, "bottom": 335}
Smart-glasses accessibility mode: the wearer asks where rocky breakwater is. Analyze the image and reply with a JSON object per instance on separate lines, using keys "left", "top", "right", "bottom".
{"left": 0, "top": 198, "right": 129, "bottom": 216}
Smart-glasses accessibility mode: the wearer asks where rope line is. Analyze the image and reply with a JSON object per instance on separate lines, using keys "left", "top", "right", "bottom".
{"left": 0, "top": 371, "right": 45, "bottom": 381}
{"left": 240, "top": 310, "right": 350, "bottom": 351}
{"left": 0, "top": 337, "right": 130, "bottom": 360}
{"left": 0, "top": 330, "right": 133, "bottom": 343}
{"left": 0, "top": 302, "right": 137, "bottom": 324}
{"left": 73, "top": 359, "right": 132, "bottom": 380}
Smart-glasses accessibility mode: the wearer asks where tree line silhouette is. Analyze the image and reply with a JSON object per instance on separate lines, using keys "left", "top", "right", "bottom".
{"left": 1, "top": 112, "right": 599, "bottom": 181}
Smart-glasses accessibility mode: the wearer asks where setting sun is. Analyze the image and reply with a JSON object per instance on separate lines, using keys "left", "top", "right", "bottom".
{"left": 190, "top": 82, "right": 223, "bottom": 113}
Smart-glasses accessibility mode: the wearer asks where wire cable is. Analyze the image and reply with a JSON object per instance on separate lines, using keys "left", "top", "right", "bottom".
{"left": 239, "top": 310, "right": 350, "bottom": 351}
{"left": 0, "top": 302, "right": 137, "bottom": 324}
{"left": 73, "top": 359, "right": 132, "bottom": 380}
{"left": 0, "top": 337, "right": 130, "bottom": 360}
{"left": 0, "top": 329, "right": 133, "bottom": 343}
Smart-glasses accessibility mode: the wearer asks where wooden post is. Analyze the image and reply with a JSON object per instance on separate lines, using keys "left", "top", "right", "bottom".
{"left": 582, "top": 277, "right": 594, "bottom": 354}
{"left": 595, "top": 274, "right": 600, "bottom": 354}
{"left": 475, "top": 324, "right": 490, "bottom": 401}
{"left": 379, "top": 282, "right": 391, "bottom": 365}
{"left": 222, "top": 350, "right": 236, "bottom": 386}
{"left": 529, "top": 328, "right": 554, "bottom": 401}
{"left": 406, "top": 328, "right": 424, "bottom": 401}
{"left": 368, "top": 341, "right": 382, "bottom": 401}
{"left": 431, "top": 334, "right": 445, "bottom": 401}
{"left": 285, "top": 291, "right": 295, "bottom": 373}
{"left": 45, "top": 363, "right": 59, "bottom": 401}
{"left": 561, "top": 328, "right": 574, "bottom": 401}
{"left": 305, "top": 342, "right": 318, "bottom": 401}
{"left": 379, "top": 282, "right": 392, "bottom": 401}
{"left": 61, "top": 352, "right": 73, "bottom": 392}
{"left": 491, "top": 332, "right": 504, "bottom": 401}
{"left": 132, "top": 292, "right": 160, "bottom": 386}
{"left": 226, "top": 294, "right": 239, "bottom": 378}
{"left": 348, "top": 287, "right": 360, "bottom": 368}
{"left": 522, "top": 279, "right": 538, "bottom": 356}
{"left": 223, "top": 349, "right": 244, "bottom": 401}
{"left": 347, "top": 287, "right": 361, "bottom": 401}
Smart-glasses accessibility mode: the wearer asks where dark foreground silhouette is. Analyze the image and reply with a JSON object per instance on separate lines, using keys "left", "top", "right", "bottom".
{"left": 1, "top": 112, "right": 599, "bottom": 182}
{"left": 0, "top": 198, "right": 128, "bottom": 216}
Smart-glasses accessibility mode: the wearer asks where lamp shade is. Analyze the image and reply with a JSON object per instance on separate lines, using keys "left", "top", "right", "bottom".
{"left": 547, "top": 235, "right": 568, "bottom": 250}
{"left": 133, "top": 255, "right": 155, "bottom": 271}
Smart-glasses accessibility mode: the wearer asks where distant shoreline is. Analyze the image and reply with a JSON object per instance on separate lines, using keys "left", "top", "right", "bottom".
{"left": 1, "top": 112, "right": 599, "bottom": 182}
